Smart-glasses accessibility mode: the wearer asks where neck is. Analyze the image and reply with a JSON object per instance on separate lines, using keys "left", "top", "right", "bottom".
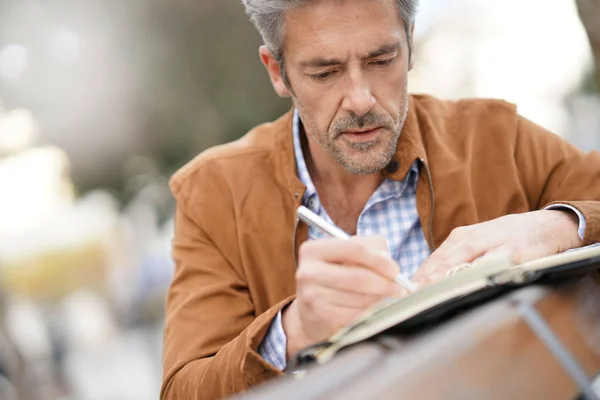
{"left": 300, "top": 127, "right": 383, "bottom": 205}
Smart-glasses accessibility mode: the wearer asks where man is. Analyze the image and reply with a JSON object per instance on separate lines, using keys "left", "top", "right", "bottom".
{"left": 160, "top": 0, "right": 600, "bottom": 399}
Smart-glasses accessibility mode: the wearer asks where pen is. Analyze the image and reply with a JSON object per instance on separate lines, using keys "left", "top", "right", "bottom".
{"left": 296, "top": 206, "right": 417, "bottom": 293}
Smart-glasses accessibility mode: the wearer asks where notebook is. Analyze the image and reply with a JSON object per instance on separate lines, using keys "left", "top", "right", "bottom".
{"left": 289, "top": 245, "right": 600, "bottom": 368}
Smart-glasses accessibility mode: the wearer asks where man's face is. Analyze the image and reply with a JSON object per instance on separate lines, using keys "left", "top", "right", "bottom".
{"left": 281, "top": 0, "right": 412, "bottom": 174}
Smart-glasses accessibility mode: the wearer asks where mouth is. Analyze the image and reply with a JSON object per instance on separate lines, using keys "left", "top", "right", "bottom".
{"left": 342, "top": 127, "right": 382, "bottom": 142}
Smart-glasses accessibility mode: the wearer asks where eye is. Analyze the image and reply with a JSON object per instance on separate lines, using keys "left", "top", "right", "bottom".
{"left": 309, "top": 70, "right": 337, "bottom": 81}
{"left": 370, "top": 58, "right": 395, "bottom": 67}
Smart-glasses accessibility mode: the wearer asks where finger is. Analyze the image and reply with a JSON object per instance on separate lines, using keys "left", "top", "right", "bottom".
{"left": 299, "top": 237, "right": 399, "bottom": 281}
{"left": 419, "top": 244, "right": 514, "bottom": 286}
{"left": 300, "top": 301, "right": 367, "bottom": 336}
{"left": 480, "top": 245, "right": 515, "bottom": 265}
{"left": 481, "top": 242, "right": 550, "bottom": 266}
{"left": 299, "top": 284, "right": 389, "bottom": 310}
{"left": 391, "top": 284, "right": 412, "bottom": 298}
{"left": 500, "top": 243, "right": 548, "bottom": 265}
{"left": 297, "top": 260, "right": 400, "bottom": 296}
{"left": 413, "top": 235, "right": 495, "bottom": 285}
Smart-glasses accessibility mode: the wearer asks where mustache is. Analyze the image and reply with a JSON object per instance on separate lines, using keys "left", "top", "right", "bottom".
{"left": 331, "top": 112, "right": 394, "bottom": 136}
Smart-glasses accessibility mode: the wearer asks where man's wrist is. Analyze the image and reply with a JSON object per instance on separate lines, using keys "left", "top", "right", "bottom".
{"left": 546, "top": 209, "right": 582, "bottom": 250}
{"left": 544, "top": 204, "right": 586, "bottom": 241}
{"left": 281, "top": 301, "right": 312, "bottom": 359}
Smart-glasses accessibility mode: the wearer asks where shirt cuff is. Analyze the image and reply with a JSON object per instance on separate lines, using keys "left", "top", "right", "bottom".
{"left": 545, "top": 204, "right": 586, "bottom": 241}
{"left": 257, "top": 310, "right": 287, "bottom": 371}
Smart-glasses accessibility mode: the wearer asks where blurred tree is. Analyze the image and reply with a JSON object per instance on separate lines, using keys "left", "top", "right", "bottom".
{"left": 0, "top": 0, "right": 290, "bottom": 203}
{"left": 576, "top": 0, "right": 600, "bottom": 91}
{"left": 129, "top": 0, "right": 291, "bottom": 181}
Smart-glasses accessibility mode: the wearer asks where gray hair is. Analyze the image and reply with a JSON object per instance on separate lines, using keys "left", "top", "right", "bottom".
{"left": 242, "top": 0, "right": 419, "bottom": 62}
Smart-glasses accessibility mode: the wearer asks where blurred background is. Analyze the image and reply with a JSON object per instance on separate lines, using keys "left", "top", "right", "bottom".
{"left": 0, "top": 0, "right": 598, "bottom": 399}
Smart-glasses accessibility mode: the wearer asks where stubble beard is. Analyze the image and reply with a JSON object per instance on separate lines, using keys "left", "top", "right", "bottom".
{"left": 295, "top": 93, "right": 409, "bottom": 175}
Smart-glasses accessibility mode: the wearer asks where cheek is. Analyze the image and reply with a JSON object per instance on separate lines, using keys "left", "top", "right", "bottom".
{"left": 296, "top": 90, "right": 340, "bottom": 132}
{"left": 373, "top": 73, "right": 407, "bottom": 115}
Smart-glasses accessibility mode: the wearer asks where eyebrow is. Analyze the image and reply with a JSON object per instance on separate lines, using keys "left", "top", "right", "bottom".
{"left": 366, "top": 42, "right": 401, "bottom": 59}
{"left": 301, "top": 57, "right": 344, "bottom": 68}
{"left": 300, "top": 41, "right": 402, "bottom": 69}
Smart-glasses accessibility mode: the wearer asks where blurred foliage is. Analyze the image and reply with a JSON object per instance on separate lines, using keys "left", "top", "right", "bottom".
{"left": 84, "top": 0, "right": 292, "bottom": 197}
{"left": 131, "top": 1, "right": 291, "bottom": 174}
{"left": 0, "top": 0, "right": 290, "bottom": 202}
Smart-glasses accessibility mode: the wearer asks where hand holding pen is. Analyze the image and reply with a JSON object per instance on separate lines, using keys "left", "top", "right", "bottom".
{"left": 282, "top": 206, "right": 416, "bottom": 359}
{"left": 296, "top": 206, "right": 417, "bottom": 293}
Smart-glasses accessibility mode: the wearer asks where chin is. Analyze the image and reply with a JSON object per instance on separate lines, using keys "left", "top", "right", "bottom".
{"left": 338, "top": 153, "right": 392, "bottom": 175}
{"left": 343, "top": 163, "right": 386, "bottom": 175}
{"left": 329, "top": 138, "right": 395, "bottom": 172}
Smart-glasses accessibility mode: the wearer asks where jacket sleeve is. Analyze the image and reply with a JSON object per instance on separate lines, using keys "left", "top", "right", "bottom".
{"left": 514, "top": 116, "right": 600, "bottom": 245}
{"left": 160, "top": 170, "right": 294, "bottom": 400}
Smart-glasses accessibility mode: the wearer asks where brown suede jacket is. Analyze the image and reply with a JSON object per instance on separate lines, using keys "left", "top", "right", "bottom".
{"left": 161, "top": 94, "right": 600, "bottom": 399}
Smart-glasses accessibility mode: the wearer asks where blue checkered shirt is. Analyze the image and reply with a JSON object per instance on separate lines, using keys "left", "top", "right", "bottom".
{"left": 258, "top": 109, "right": 431, "bottom": 370}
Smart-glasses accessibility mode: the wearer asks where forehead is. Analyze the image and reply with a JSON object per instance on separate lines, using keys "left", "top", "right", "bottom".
{"left": 283, "top": 0, "right": 405, "bottom": 62}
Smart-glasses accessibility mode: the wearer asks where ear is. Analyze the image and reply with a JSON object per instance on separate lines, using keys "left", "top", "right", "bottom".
{"left": 408, "top": 24, "right": 416, "bottom": 71}
{"left": 259, "top": 46, "right": 291, "bottom": 98}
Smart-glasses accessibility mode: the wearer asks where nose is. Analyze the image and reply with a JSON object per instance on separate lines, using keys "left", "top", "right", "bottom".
{"left": 341, "top": 71, "right": 376, "bottom": 117}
